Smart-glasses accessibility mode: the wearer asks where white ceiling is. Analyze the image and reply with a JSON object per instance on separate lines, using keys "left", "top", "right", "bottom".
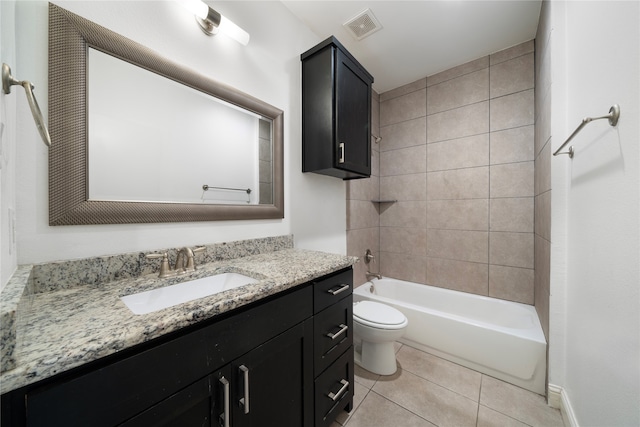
{"left": 281, "top": 1, "right": 542, "bottom": 93}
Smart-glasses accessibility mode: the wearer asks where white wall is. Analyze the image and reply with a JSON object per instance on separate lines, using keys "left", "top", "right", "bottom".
{"left": 548, "top": 1, "right": 640, "bottom": 425}
{"left": 4, "top": 0, "right": 347, "bottom": 271}
{"left": 0, "top": 1, "right": 18, "bottom": 289}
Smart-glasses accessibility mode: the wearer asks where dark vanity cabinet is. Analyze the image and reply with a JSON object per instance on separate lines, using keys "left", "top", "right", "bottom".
{"left": 1, "top": 268, "right": 354, "bottom": 427}
{"left": 301, "top": 36, "right": 374, "bottom": 180}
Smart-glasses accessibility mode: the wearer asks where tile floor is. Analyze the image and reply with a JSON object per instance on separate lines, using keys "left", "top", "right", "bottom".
{"left": 332, "top": 343, "right": 564, "bottom": 427}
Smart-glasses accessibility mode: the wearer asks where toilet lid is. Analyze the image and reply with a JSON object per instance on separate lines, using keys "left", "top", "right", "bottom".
{"left": 353, "top": 301, "right": 406, "bottom": 326}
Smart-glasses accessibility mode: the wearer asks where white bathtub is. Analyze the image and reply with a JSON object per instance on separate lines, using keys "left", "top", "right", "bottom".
{"left": 353, "top": 277, "right": 547, "bottom": 394}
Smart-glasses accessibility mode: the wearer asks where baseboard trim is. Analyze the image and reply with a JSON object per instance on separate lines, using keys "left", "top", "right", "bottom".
{"left": 548, "top": 384, "right": 578, "bottom": 427}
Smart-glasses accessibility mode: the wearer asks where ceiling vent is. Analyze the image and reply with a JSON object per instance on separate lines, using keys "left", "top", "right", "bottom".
{"left": 343, "top": 9, "right": 382, "bottom": 41}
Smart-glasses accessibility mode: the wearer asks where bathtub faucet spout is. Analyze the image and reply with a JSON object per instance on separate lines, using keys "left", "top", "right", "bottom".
{"left": 366, "top": 271, "right": 382, "bottom": 281}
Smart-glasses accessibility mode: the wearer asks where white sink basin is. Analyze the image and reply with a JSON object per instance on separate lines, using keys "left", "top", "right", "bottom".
{"left": 121, "top": 273, "right": 259, "bottom": 315}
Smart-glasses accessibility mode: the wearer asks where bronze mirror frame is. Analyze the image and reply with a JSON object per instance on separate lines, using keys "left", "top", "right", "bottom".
{"left": 48, "top": 3, "right": 284, "bottom": 225}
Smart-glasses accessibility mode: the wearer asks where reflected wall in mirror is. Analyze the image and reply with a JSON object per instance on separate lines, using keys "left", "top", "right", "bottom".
{"left": 49, "top": 3, "right": 283, "bottom": 225}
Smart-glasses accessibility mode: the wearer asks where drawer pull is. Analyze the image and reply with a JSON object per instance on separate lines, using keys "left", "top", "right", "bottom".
{"left": 326, "top": 324, "right": 348, "bottom": 340}
{"left": 327, "top": 379, "right": 349, "bottom": 401}
{"left": 219, "top": 377, "right": 230, "bottom": 427}
{"left": 339, "top": 142, "right": 345, "bottom": 163}
{"left": 327, "top": 283, "right": 350, "bottom": 296}
{"left": 239, "top": 365, "right": 250, "bottom": 414}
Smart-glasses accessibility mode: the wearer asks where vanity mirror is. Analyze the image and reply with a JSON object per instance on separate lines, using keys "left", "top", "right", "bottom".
{"left": 48, "top": 3, "right": 283, "bottom": 225}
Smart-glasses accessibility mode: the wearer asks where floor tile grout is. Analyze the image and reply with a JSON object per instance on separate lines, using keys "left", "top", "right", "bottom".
{"left": 337, "top": 344, "right": 563, "bottom": 427}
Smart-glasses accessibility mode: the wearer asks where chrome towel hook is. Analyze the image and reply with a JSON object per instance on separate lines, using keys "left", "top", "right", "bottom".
{"left": 2, "top": 63, "right": 51, "bottom": 147}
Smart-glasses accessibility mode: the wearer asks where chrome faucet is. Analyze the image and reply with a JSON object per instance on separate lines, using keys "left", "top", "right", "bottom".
{"left": 366, "top": 271, "right": 382, "bottom": 281}
{"left": 146, "top": 246, "right": 205, "bottom": 278}
{"left": 363, "top": 249, "right": 382, "bottom": 281}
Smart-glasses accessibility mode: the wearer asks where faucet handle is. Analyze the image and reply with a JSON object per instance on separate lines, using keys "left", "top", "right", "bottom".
{"left": 146, "top": 252, "right": 173, "bottom": 278}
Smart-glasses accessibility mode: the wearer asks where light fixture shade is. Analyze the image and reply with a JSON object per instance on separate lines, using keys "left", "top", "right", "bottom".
{"left": 219, "top": 15, "right": 250, "bottom": 46}
{"left": 177, "top": 0, "right": 250, "bottom": 45}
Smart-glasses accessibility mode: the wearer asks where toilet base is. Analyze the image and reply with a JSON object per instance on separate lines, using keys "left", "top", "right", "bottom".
{"left": 354, "top": 340, "right": 398, "bottom": 375}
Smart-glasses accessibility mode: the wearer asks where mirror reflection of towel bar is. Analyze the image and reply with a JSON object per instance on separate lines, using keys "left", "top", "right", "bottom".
{"left": 553, "top": 104, "right": 620, "bottom": 158}
{"left": 202, "top": 185, "right": 251, "bottom": 194}
{"left": 2, "top": 63, "right": 51, "bottom": 147}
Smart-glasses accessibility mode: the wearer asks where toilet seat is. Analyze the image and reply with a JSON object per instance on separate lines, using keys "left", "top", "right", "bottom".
{"left": 353, "top": 301, "right": 408, "bottom": 330}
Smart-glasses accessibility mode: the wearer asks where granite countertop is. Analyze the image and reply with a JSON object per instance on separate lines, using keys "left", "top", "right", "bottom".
{"left": 0, "top": 247, "right": 357, "bottom": 394}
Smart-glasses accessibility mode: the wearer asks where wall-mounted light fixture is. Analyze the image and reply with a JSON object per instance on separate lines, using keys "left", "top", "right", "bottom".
{"left": 178, "top": 0, "right": 250, "bottom": 46}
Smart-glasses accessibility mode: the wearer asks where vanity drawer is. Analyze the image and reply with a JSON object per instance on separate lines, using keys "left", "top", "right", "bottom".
{"left": 314, "top": 349, "right": 354, "bottom": 427}
{"left": 314, "top": 296, "right": 353, "bottom": 374}
{"left": 313, "top": 268, "right": 352, "bottom": 313}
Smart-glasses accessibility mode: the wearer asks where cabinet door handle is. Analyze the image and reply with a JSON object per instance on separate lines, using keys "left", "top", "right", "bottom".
{"left": 239, "top": 365, "right": 250, "bottom": 414}
{"left": 339, "top": 142, "right": 345, "bottom": 164}
{"left": 326, "top": 324, "right": 348, "bottom": 340}
{"left": 327, "top": 379, "right": 349, "bottom": 401}
{"left": 219, "top": 377, "right": 230, "bottom": 427}
{"left": 327, "top": 283, "right": 350, "bottom": 295}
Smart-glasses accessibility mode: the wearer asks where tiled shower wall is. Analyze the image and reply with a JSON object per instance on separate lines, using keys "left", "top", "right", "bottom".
{"left": 348, "top": 41, "right": 536, "bottom": 304}
{"left": 534, "top": 5, "right": 552, "bottom": 338}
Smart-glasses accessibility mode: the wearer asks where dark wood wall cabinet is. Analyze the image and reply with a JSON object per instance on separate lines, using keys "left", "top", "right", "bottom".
{"left": 1, "top": 268, "right": 354, "bottom": 427}
{"left": 301, "top": 36, "right": 374, "bottom": 180}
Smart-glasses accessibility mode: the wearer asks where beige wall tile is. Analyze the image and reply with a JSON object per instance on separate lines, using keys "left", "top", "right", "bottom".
{"left": 380, "top": 145, "right": 427, "bottom": 177}
{"left": 490, "top": 89, "right": 534, "bottom": 132}
{"left": 371, "top": 148, "right": 380, "bottom": 178}
{"left": 380, "top": 173, "right": 426, "bottom": 201}
{"left": 490, "top": 125, "right": 534, "bottom": 164}
{"left": 489, "top": 265, "right": 534, "bottom": 304}
{"left": 348, "top": 227, "right": 380, "bottom": 286}
{"left": 427, "top": 134, "right": 489, "bottom": 171}
{"left": 347, "top": 199, "right": 379, "bottom": 230}
{"left": 534, "top": 89, "right": 551, "bottom": 157}
{"left": 428, "top": 56, "right": 489, "bottom": 87}
{"left": 427, "top": 68, "right": 489, "bottom": 115}
{"left": 427, "top": 167, "right": 489, "bottom": 200}
{"left": 347, "top": 174, "right": 378, "bottom": 201}
{"left": 427, "top": 199, "right": 489, "bottom": 231}
{"left": 427, "top": 101, "right": 489, "bottom": 143}
{"left": 379, "top": 201, "right": 427, "bottom": 228}
{"left": 380, "top": 251, "right": 427, "bottom": 283}
{"left": 489, "top": 40, "right": 534, "bottom": 65}
{"left": 489, "top": 232, "right": 534, "bottom": 268}
{"left": 427, "top": 229, "right": 488, "bottom": 263}
{"left": 490, "top": 162, "right": 534, "bottom": 198}
{"left": 534, "top": 235, "right": 551, "bottom": 339}
{"left": 490, "top": 53, "right": 535, "bottom": 99}
{"left": 534, "top": 142, "right": 551, "bottom": 195}
{"left": 380, "top": 117, "right": 426, "bottom": 152}
{"left": 380, "top": 226, "right": 427, "bottom": 256}
{"left": 380, "top": 89, "right": 427, "bottom": 126}
{"left": 534, "top": 190, "right": 551, "bottom": 242}
{"left": 380, "top": 78, "right": 427, "bottom": 102}
{"left": 427, "top": 257, "right": 488, "bottom": 295}
{"left": 490, "top": 197, "right": 534, "bottom": 232}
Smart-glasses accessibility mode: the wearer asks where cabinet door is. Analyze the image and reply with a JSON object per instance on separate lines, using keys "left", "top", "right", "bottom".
{"left": 119, "top": 367, "right": 232, "bottom": 427}
{"left": 232, "top": 320, "right": 313, "bottom": 427}
{"left": 335, "top": 49, "right": 371, "bottom": 177}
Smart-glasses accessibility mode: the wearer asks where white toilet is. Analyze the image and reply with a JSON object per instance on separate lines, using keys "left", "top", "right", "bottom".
{"left": 353, "top": 301, "right": 408, "bottom": 375}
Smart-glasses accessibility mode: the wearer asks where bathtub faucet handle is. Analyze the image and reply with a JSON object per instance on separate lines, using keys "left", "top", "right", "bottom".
{"left": 364, "top": 249, "right": 375, "bottom": 264}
